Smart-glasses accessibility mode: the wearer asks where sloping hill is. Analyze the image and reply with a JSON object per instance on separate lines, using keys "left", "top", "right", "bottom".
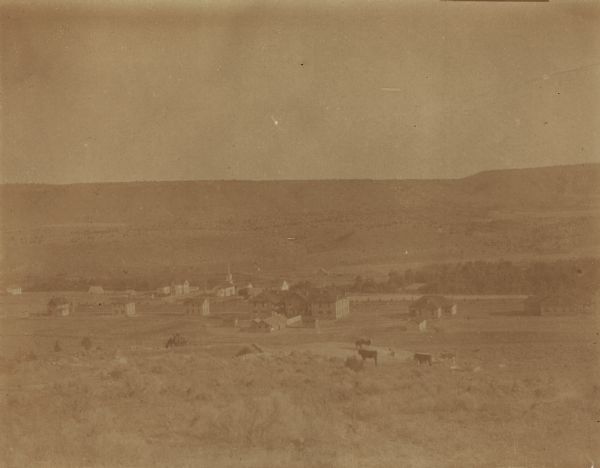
{"left": 460, "top": 163, "right": 600, "bottom": 209}
{"left": 1, "top": 164, "right": 599, "bottom": 287}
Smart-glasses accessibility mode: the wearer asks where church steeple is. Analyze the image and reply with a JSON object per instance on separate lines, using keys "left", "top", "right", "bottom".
{"left": 226, "top": 263, "right": 233, "bottom": 283}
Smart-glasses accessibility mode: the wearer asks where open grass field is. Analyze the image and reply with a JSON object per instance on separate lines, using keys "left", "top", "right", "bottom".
{"left": 1, "top": 294, "right": 599, "bottom": 467}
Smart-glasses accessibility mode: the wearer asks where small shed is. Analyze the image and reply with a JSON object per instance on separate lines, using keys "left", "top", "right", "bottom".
{"left": 88, "top": 286, "right": 104, "bottom": 294}
{"left": 47, "top": 297, "right": 73, "bottom": 316}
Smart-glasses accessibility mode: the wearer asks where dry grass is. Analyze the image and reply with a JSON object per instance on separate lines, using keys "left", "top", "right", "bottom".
{"left": 0, "top": 298, "right": 599, "bottom": 467}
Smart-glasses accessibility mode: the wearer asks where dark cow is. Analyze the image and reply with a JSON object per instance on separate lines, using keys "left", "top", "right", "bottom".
{"left": 358, "top": 348, "right": 378, "bottom": 366}
{"left": 413, "top": 352, "right": 433, "bottom": 366}
{"left": 355, "top": 338, "right": 372, "bottom": 349}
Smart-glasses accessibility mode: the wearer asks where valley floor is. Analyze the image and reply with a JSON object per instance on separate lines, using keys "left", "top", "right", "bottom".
{"left": 0, "top": 298, "right": 599, "bottom": 468}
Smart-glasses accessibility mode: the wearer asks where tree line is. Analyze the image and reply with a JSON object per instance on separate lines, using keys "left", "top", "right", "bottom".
{"left": 350, "top": 258, "right": 600, "bottom": 296}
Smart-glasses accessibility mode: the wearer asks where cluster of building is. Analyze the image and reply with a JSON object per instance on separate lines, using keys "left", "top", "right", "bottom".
{"left": 244, "top": 287, "right": 350, "bottom": 332}
{"left": 251, "top": 288, "right": 350, "bottom": 320}
{"left": 156, "top": 267, "right": 237, "bottom": 298}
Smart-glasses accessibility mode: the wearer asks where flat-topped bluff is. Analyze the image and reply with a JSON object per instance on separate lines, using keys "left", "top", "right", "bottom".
{"left": 2, "top": 163, "right": 599, "bottom": 230}
{"left": 1, "top": 163, "right": 599, "bottom": 284}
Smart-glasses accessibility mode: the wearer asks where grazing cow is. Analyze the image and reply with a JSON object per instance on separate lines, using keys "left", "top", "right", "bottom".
{"left": 358, "top": 348, "right": 378, "bottom": 366}
{"left": 413, "top": 352, "right": 433, "bottom": 366}
{"left": 355, "top": 338, "right": 372, "bottom": 349}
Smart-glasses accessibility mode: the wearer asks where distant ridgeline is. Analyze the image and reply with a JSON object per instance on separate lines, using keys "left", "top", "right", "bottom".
{"left": 350, "top": 258, "right": 600, "bottom": 297}
{"left": 0, "top": 164, "right": 599, "bottom": 286}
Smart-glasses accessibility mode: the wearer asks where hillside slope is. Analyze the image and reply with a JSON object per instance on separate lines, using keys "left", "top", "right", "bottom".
{"left": 1, "top": 163, "right": 599, "bottom": 286}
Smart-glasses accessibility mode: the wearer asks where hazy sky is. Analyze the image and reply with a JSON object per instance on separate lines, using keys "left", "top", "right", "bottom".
{"left": 1, "top": 0, "right": 599, "bottom": 183}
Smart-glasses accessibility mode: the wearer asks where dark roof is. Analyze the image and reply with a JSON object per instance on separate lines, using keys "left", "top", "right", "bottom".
{"left": 214, "top": 281, "right": 235, "bottom": 290}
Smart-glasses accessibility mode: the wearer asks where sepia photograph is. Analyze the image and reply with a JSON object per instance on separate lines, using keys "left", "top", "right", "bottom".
{"left": 0, "top": 0, "right": 599, "bottom": 467}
